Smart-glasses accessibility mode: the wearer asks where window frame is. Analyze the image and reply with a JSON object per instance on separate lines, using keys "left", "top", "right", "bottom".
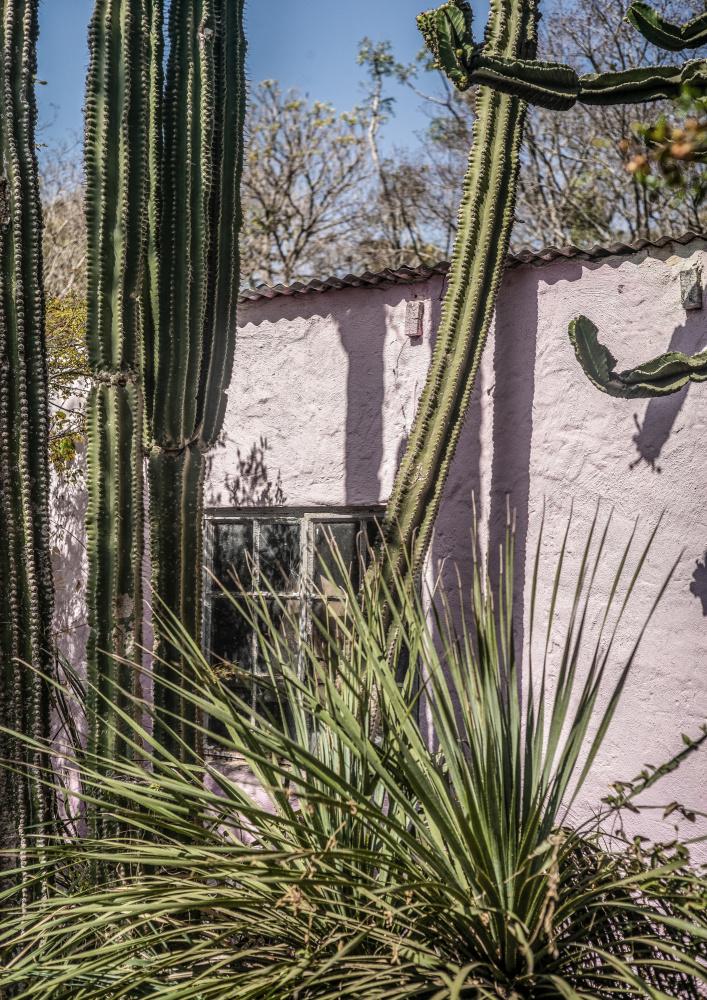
{"left": 202, "top": 507, "right": 386, "bottom": 709}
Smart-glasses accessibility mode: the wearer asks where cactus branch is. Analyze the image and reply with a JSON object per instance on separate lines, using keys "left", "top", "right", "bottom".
{"left": 627, "top": 1, "right": 707, "bottom": 52}
{"left": 420, "top": 2, "right": 707, "bottom": 110}
{"left": 84, "top": 0, "right": 244, "bottom": 758}
{"left": 569, "top": 316, "right": 707, "bottom": 398}
{"left": 382, "top": 0, "right": 707, "bottom": 601}
{"left": 379, "top": 0, "right": 538, "bottom": 590}
{"left": 0, "top": 0, "right": 53, "bottom": 894}
{"left": 148, "top": 0, "right": 245, "bottom": 756}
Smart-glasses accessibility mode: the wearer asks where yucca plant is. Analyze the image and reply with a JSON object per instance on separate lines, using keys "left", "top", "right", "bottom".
{"left": 1, "top": 513, "right": 706, "bottom": 999}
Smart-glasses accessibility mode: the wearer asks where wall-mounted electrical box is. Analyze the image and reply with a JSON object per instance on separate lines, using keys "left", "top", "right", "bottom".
{"left": 680, "top": 265, "right": 703, "bottom": 310}
{"left": 405, "top": 298, "right": 425, "bottom": 338}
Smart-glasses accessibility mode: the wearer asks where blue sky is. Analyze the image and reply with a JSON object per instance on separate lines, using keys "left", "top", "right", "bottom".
{"left": 36, "top": 0, "right": 488, "bottom": 153}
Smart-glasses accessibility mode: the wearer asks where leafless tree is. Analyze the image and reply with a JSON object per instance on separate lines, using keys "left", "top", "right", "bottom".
{"left": 34, "top": 0, "right": 707, "bottom": 300}
{"left": 377, "top": 0, "right": 707, "bottom": 256}
{"left": 353, "top": 40, "right": 469, "bottom": 270}
{"left": 514, "top": 0, "right": 707, "bottom": 247}
{"left": 240, "top": 81, "right": 372, "bottom": 287}
{"left": 40, "top": 145, "right": 87, "bottom": 298}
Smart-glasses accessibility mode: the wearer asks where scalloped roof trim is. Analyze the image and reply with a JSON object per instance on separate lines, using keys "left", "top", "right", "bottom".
{"left": 238, "top": 230, "right": 707, "bottom": 304}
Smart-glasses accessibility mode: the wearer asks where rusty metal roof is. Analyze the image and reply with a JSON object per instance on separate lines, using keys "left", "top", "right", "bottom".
{"left": 238, "top": 230, "right": 707, "bottom": 304}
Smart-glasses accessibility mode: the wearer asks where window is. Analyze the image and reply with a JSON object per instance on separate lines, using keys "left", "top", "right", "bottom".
{"left": 202, "top": 510, "right": 384, "bottom": 731}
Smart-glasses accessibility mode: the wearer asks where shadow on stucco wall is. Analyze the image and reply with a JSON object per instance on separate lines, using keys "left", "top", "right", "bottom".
{"left": 690, "top": 554, "right": 707, "bottom": 615}
{"left": 338, "top": 297, "right": 387, "bottom": 506}
{"left": 205, "top": 432, "right": 286, "bottom": 507}
{"left": 487, "top": 268, "right": 539, "bottom": 661}
{"left": 630, "top": 314, "right": 706, "bottom": 472}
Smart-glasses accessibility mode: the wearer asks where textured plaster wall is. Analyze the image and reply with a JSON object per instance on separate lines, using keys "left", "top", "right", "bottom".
{"left": 204, "top": 282, "right": 440, "bottom": 510}
{"left": 206, "top": 238, "right": 707, "bottom": 845}
{"left": 53, "top": 239, "right": 707, "bottom": 844}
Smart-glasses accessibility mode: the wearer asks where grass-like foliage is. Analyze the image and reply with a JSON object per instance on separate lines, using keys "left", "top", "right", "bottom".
{"left": 1, "top": 514, "right": 706, "bottom": 999}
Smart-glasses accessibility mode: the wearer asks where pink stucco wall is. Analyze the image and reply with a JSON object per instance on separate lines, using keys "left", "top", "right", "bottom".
{"left": 52, "top": 236, "right": 707, "bottom": 847}
{"left": 206, "top": 236, "right": 707, "bottom": 846}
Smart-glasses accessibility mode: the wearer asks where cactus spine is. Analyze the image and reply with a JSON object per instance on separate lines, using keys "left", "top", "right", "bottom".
{"left": 383, "top": 0, "right": 707, "bottom": 590}
{"left": 84, "top": 0, "right": 246, "bottom": 756}
{"left": 0, "top": 0, "right": 53, "bottom": 889}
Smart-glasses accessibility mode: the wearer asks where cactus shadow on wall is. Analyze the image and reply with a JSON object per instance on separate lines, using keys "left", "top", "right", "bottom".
{"left": 339, "top": 295, "right": 388, "bottom": 507}
{"left": 487, "top": 269, "right": 540, "bottom": 662}
{"left": 690, "top": 554, "right": 707, "bottom": 615}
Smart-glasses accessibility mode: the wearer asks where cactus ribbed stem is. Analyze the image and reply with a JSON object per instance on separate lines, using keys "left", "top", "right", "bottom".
{"left": 85, "top": 382, "right": 143, "bottom": 764}
{"left": 147, "top": 0, "right": 245, "bottom": 756}
{"left": 85, "top": 0, "right": 245, "bottom": 759}
{"left": 0, "top": 0, "right": 53, "bottom": 895}
{"left": 148, "top": 443, "right": 204, "bottom": 750}
{"left": 84, "top": 0, "right": 152, "bottom": 763}
{"left": 381, "top": 0, "right": 538, "bottom": 589}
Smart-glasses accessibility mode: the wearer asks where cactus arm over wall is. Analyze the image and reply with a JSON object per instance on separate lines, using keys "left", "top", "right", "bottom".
{"left": 382, "top": 0, "right": 707, "bottom": 594}
{"left": 0, "top": 0, "right": 53, "bottom": 892}
{"left": 626, "top": 1, "right": 707, "bottom": 52}
{"left": 148, "top": 0, "right": 245, "bottom": 753}
{"left": 84, "top": 0, "right": 152, "bottom": 762}
{"left": 418, "top": 2, "right": 707, "bottom": 111}
{"left": 380, "top": 0, "right": 538, "bottom": 588}
{"left": 569, "top": 315, "right": 707, "bottom": 398}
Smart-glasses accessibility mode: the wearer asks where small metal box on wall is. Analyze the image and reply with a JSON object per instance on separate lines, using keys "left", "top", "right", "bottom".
{"left": 405, "top": 297, "right": 425, "bottom": 338}
{"left": 680, "top": 265, "right": 703, "bottom": 310}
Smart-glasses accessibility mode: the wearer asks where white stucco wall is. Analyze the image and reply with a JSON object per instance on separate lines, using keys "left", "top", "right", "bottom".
{"left": 205, "top": 237, "right": 707, "bottom": 847}
{"left": 53, "top": 236, "right": 707, "bottom": 847}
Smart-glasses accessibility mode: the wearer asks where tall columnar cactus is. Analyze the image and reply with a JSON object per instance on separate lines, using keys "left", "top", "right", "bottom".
{"left": 0, "top": 0, "right": 53, "bottom": 887}
{"left": 84, "top": 0, "right": 246, "bottom": 756}
{"left": 381, "top": 0, "right": 707, "bottom": 592}
{"left": 148, "top": 0, "right": 245, "bottom": 751}
{"left": 84, "top": 0, "right": 152, "bottom": 763}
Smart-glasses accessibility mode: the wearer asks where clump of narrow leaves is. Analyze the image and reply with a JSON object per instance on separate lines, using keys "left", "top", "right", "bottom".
{"left": 621, "top": 86, "right": 707, "bottom": 210}
{"left": 1, "top": 514, "right": 706, "bottom": 999}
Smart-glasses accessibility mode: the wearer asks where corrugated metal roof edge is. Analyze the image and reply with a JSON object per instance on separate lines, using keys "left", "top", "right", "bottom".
{"left": 238, "top": 230, "right": 707, "bottom": 304}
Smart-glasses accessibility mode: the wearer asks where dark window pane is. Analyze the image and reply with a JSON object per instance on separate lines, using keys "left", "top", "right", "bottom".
{"left": 314, "top": 521, "right": 360, "bottom": 595}
{"left": 259, "top": 522, "right": 300, "bottom": 593}
{"left": 366, "top": 518, "right": 383, "bottom": 565}
{"left": 212, "top": 522, "right": 253, "bottom": 592}
{"left": 256, "top": 598, "right": 300, "bottom": 671}
{"left": 210, "top": 596, "right": 253, "bottom": 672}
{"left": 207, "top": 686, "right": 252, "bottom": 741}
{"left": 311, "top": 598, "right": 350, "bottom": 664}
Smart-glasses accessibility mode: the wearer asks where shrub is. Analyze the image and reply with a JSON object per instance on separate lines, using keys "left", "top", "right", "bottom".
{"left": 1, "top": 513, "right": 706, "bottom": 999}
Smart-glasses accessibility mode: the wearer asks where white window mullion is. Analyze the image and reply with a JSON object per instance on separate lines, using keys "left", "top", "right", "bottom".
{"left": 251, "top": 519, "right": 261, "bottom": 717}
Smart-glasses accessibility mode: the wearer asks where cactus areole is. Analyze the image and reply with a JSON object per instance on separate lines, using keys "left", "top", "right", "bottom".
{"left": 380, "top": 0, "right": 707, "bottom": 597}
{"left": 84, "top": 0, "right": 246, "bottom": 757}
{"left": 0, "top": 0, "right": 53, "bottom": 889}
